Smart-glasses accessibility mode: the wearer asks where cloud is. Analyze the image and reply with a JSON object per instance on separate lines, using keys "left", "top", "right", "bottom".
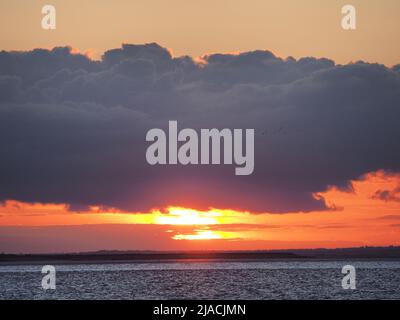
{"left": 1, "top": 43, "right": 400, "bottom": 213}
{"left": 376, "top": 215, "right": 400, "bottom": 220}
{"left": 372, "top": 186, "right": 400, "bottom": 202}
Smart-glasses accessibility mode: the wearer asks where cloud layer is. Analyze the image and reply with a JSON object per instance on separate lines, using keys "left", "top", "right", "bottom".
{"left": 1, "top": 43, "right": 400, "bottom": 213}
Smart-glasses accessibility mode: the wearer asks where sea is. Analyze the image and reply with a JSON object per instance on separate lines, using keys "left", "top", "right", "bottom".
{"left": 0, "top": 260, "right": 399, "bottom": 300}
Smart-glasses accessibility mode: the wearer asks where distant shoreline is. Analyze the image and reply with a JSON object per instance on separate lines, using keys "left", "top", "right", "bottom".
{"left": 2, "top": 258, "right": 400, "bottom": 266}
{"left": 0, "top": 252, "right": 301, "bottom": 265}
{"left": 1, "top": 246, "right": 400, "bottom": 265}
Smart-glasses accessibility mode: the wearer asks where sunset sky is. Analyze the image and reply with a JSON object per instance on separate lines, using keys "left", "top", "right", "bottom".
{"left": 1, "top": 0, "right": 400, "bottom": 66}
{"left": 0, "top": 1, "right": 400, "bottom": 253}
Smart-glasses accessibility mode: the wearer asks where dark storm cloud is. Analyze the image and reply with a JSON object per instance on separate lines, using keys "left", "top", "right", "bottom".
{"left": 1, "top": 43, "right": 400, "bottom": 213}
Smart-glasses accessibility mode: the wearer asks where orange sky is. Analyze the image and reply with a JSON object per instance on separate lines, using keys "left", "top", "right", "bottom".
{"left": 1, "top": 0, "right": 400, "bottom": 66}
{"left": 1, "top": 170, "right": 399, "bottom": 252}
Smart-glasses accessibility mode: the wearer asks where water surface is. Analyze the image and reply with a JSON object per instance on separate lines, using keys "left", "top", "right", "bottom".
{"left": 1, "top": 260, "right": 399, "bottom": 299}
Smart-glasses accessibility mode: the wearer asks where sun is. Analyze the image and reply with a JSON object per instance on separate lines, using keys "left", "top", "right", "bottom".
{"left": 152, "top": 207, "right": 237, "bottom": 240}
{"left": 172, "top": 229, "right": 223, "bottom": 240}
{"left": 154, "top": 207, "right": 221, "bottom": 225}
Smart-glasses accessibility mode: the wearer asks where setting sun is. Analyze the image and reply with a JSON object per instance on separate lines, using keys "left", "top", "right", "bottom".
{"left": 154, "top": 207, "right": 221, "bottom": 225}
{"left": 172, "top": 229, "right": 223, "bottom": 240}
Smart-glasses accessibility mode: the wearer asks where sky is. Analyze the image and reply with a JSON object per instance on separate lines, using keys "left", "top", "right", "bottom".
{"left": 0, "top": 1, "right": 400, "bottom": 253}
{"left": 1, "top": 171, "right": 400, "bottom": 253}
{"left": 1, "top": 0, "right": 400, "bottom": 66}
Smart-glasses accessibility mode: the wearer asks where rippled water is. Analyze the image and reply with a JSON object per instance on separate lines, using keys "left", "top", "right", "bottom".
{"left": 1, "top": 260, "right": 399, "bottom": 299}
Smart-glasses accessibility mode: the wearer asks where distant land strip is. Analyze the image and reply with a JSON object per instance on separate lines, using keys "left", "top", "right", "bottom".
{"left": 1, "top": 247, "right": 400, "bottom": 264}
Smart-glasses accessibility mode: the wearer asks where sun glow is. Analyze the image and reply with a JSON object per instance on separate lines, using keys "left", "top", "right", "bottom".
{"left": 2, "top": 171, "right": 400, "bottom": 246}
{"left": 152, "top": 207, "right": 241, "bottom": 240}
{"left": 154, "top": 207, "right": 221, "bottom": 225}
{"left": 173, "top": 229, "right": 223, "bottom": 240}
